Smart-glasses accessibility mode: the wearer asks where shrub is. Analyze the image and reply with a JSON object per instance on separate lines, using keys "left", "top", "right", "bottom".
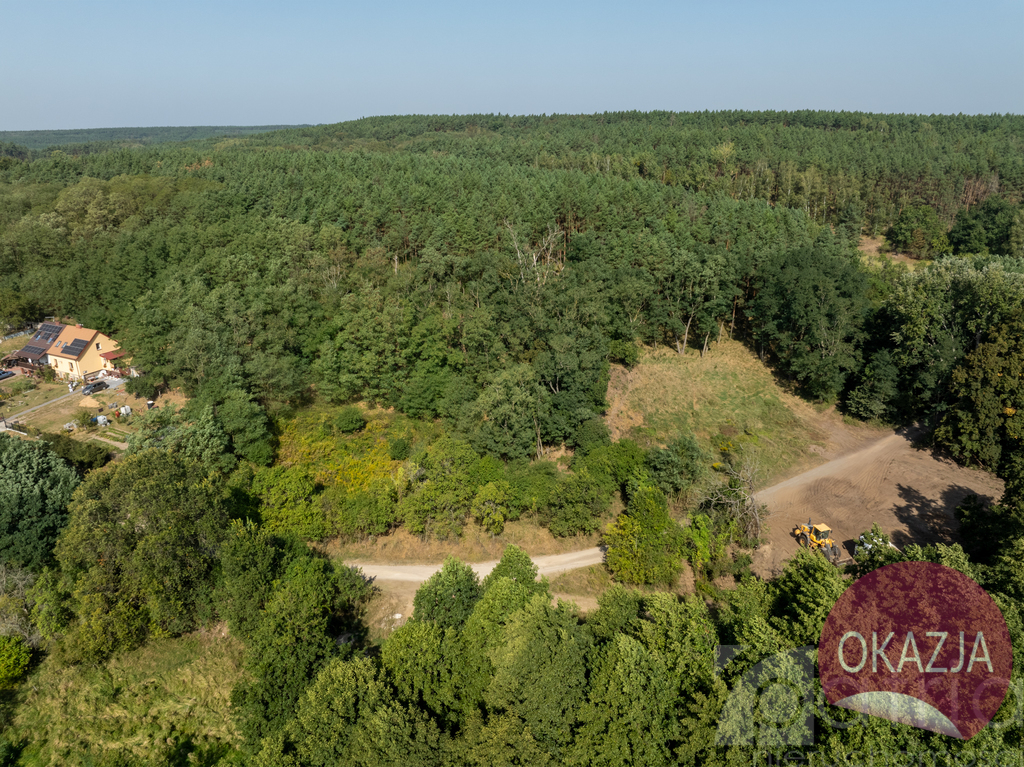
{"left": 412, "top": 557, "right": 482, "bottom": 629}
{"left": 604, "top": 484, "right": 683, "bottom": 585}
{"left": 608, "top": 339, "right": 640, "bottom": 368}
{"left": 572, "top": 418, "right": 611, "bottom": 457}
{"left": 0, "top": 635, "right": 30, "bottom": 687}
{"left": 123, "top": 374, "right": 160, "bottom": 401}
{"left": 646, "top": 434, "right": 706, "bottom": 496}
{"left": 7, "top": 379, "right": 34, "bottom": 396}
{"left": 334, "top": 406, "right": 367, "bottom": 434}
{"left": 388, "top": 437, "right": 411, "bottom": 461}
{"left": 471, "top": 481, "right": 513, "bottom": 535}
{"left": 546, "top": 470, "right": 610, "bottom": 537}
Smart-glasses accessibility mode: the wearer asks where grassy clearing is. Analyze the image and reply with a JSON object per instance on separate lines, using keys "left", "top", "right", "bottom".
{"left": 17, "top": 386, "right": 187, "bottom": 445}
{"left": 329, "top": 519, "right": 602, "bottom": 565}
{"left": 0, "top": 334, "right": 32, "bottom": 356}
{"left": 548, "top": 560, "right": 697, "bottom": 607}
{"left": 548, "top": 564, "right": 614, "bottom": 597}
{"left": 0, "top": 381, "right": 66, "bottom": 417}
{"left": 7, "top": 631, "right": 243, "bottom": 766}
{"left": 605, "top": 339, "right": 828, "bottom": 488}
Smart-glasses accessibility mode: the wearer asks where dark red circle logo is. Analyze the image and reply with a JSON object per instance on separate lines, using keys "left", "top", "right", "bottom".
{"left": 819, "top": 561, "right": 1012, "bottom": 739}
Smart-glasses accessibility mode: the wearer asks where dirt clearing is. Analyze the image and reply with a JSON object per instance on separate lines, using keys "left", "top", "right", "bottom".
{"left": 751, "top": 427, "right": 1004, "bottom": 577}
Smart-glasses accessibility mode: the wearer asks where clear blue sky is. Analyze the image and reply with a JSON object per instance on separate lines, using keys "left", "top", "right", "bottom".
{"left": 2, "top": 0, "right": 1021, "bottom": 130}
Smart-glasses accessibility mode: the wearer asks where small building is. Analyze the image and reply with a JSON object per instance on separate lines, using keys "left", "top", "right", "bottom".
{"left": 46, "top": 324, "right": 120, "bottom": 382}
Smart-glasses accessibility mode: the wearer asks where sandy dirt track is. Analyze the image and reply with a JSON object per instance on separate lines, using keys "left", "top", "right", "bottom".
{"left": 355, "top": 547, "right": 605, "bottom": 584}
{"left": 751, "top": 427, "right": 1004, "bottom": 577}
{"left": 356, "top": 425, "right": 1004, "bottom": 616}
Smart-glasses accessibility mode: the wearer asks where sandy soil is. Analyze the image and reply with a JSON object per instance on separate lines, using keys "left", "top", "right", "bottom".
{"left": 751, "top": 427, "right": 1004, "bottom": 577}
{"left": 355, "top": 547, "right": 605, "bottom": 584}
{"left": 361, "top": 549, "right": 605, "bottom": 628}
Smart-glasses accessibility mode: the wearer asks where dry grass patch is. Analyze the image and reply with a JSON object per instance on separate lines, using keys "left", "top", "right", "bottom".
{"left": 328, "top": 520, "right": 601, "bottom": 565}
{"left": 605, "top": 339, "right": 829, "bottom": 487}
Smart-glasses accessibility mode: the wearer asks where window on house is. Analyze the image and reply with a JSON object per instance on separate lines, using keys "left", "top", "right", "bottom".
{"left": 96, "top": 343, "right": 101, "bottom": 350}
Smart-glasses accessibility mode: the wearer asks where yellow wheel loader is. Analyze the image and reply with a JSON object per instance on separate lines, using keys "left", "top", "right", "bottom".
{"left": 793, "top": 519, "right": 842, "bottom": 564}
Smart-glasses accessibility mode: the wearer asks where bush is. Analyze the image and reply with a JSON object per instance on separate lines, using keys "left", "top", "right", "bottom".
{"left": 646, "top": 434, "right": 706, "bottom": 496}
{"left": 7, "top": 379, "right": 34, "bottom": 396}
{"left": 39, "top": 432, "right": 111, "bottom": 476}
{"left": 334, "top": 406, "right": 367, "bottom": 434}
{"left": 388, "top": 437, "right": 411, "bottom": 461}
{"left": 604, "top": 484, "right": 683, "bottom": 585}
{"left": 412, "top": 557, "right": 482, "bottom": 629}
{"left": 546, "top": 470, "right": 610, "bottom": 537}
{"left": 608, "top": 340, "right": 640, "bottom": 368}
{"left": 123, "top": 375, "right": 160, "bottom": 401}
{"left": 73, "top": 409, "right": 94, "bottom": 430}
{"left": 572, "top": 418, "right": 611, "bottom": 457}
{"left": 0, "top": 635, "right": 30, "bottom": 687}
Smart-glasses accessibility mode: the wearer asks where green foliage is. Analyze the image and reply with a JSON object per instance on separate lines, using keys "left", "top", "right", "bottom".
{"left": 0, "top": 434, "right": 79, "bottom": 570}
{"left": 327, "top": 481, "right": 398, "bottom": 539}
{"left": 123, "top": 374, "right": 161, "bottom": 401}
{"left": 935, "top": 311, "right": 1024, "bottom": 473}
{"left": 399, "top": 436, "right": 477, "bottom": 538}
{"left": 848, "top": 522, "right": 904, "bottom": 579}
{"left": 482, "top": 545, "right": 548, "bottom": 596}
{"left": 0, "top": 635, "right": 30, "bottom": 687}
{"left": 571, "top": 418, "right": 611, "bottom": 457}
{"left": 125, "top": 404, "right": 237, "bottom": 472}
{"left": 217, "top": 520, "right": 295, "bottom": 640}
{"left": 232, "top": 555, "right": 370, "bottom": 745}
{"left": 412, "top": 557, "right": 482, "bottom": 630}
{"left": 470, "top": 481, "right": 513, "bottom": 535}
{"left": 484, "top": 595, "right": 591, "bottom": 758}
{"left": 546, "top": 470, "right": 611, "bottom": 537}
{"left": 949, "top": 196, "right": 1020, "bottom": 256}
{"left": 252, "top": 465, "right": 325, "bottom": 539}
{"left": 38, "top": 431, "right": 111, "bottom": 476}
{"left": 604, "top": 484, "right": 683, "bottom": 585}
{"left": 769, "top": 547, "right": 847, "bottom": 646}
{"left": 381, "top": 620, "right": 465, "bottom": 731}
{"left": 886, "top": 204, "right": 948, "bottom": 258}
{"left": 334, "top": 405, "right": 367, "bottom": 434}
{"left": 646, "top": 434, "right": 706, "bottom": 496}
{"left": 388, "top": 436, "right": 411, "bottom": 461}
{"left": 751, "top": 241, "right": 868, "bottom": 401}
{"left": 678, "top": 513, "right": 733, "bottom": 581}
{"left": 568, "top": 633, "right": 676, "bottom": 766}
{"left": 52, "top": 450, "right": 228, "bottom": 661}
{"left": 607, "top": 339, "right": 640, "bottom": 368}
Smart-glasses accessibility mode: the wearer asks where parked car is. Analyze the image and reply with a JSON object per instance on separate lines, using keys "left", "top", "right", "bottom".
{"left": 0, "top": 371, "right": 14, "bottom": 381}
{"left": 82, "top": 381, "right": 109, "bottom": 395}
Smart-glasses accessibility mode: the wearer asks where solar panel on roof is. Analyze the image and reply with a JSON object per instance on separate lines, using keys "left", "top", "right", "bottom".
{"left": 36, "top": 323, "right": 64, "bottom": 343}
{"left": 65, "top": 339, "right": 89, "bottom": 356}
{"left": 20, "top": 344, "right": 48, "bottom": 359}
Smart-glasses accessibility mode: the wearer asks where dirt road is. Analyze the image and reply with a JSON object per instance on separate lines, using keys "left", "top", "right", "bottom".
{"left": 751, "top": 427, "right": 1004, "bottom": 577}
{"left": 356, "top": 546, "right": 605, "bottom": 584}
{"left": 356, "top": 425, "right": 1004, "bottom": 614}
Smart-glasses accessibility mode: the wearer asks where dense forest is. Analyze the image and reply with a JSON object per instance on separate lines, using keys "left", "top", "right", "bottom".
{"left": 0, "top": 111, "right": 1021, "bottom": 765}
{"left": 0, "top": 125, "right": 307, "bottom": 153}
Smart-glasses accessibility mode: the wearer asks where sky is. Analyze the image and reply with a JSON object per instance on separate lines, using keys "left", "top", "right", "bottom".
{"left": 1, "top": 0, "right": 1021, "bottom": 130}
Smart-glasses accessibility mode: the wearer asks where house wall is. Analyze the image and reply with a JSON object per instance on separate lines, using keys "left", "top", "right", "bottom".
{"left": 77, "top": 333, "right": 116, "bottom": 377}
